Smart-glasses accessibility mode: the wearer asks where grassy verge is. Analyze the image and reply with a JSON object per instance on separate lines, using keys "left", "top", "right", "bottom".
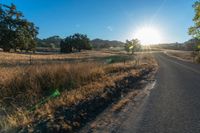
{"left": 164, "top": 50, "right": 194, "bottom": 62}
{"left": 0, "top": 51, "right": 157, "bottom": 133}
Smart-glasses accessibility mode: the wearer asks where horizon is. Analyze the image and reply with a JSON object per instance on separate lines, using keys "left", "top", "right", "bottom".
{"left": 2, "top": 1, "right": 200, "bottom": 133}
{"left": 3, "top": 0, "right": 196, "bottom": 44}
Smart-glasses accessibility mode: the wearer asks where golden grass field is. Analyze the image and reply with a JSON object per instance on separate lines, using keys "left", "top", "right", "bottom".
{"left": 0, "top": 50, "right": 157, "bottom": 132}
{"left": 0, "top": 50, "right": 125, "bottom": 65}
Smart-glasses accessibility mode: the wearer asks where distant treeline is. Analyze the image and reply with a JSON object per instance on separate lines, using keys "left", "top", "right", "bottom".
{"left": 36, "top": 37, "right": 124, "bottom": 49}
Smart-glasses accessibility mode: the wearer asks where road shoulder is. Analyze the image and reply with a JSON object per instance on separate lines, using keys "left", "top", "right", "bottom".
{"left": 79, "top": 69, "right": 157, "bottom": 133}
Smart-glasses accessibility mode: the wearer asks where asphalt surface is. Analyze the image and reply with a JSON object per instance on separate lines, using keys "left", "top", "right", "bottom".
{"left": 118, "top": 52, "right": 200, "bottom": 133}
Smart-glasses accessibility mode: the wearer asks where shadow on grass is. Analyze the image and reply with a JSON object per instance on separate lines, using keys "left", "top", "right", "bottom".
{"left": 19, "top": 67, "right": 152, "bottom": 133}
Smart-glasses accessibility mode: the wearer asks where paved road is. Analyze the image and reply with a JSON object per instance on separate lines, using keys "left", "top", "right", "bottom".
{"left": 118, "top": 52, "right": 200, "bottom": 133}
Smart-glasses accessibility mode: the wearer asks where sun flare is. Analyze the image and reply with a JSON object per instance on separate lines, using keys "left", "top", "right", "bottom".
{"left": 134, "top": 26, "right": 163, "bottom": 45}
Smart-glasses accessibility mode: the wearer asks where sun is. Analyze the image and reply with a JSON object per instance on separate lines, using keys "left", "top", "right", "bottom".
{"left": 133, "top": 26, "right": 163, "bottom": 45}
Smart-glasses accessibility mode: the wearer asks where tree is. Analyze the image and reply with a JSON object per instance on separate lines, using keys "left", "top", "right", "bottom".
{"left": 60, "top": 33, "right": 91, "bottom": 53}
{"left": 0, "top": 3, "right": 38, "bottom": 52}
{"left": 189, "top": 1, "right": 200, "bottom": 63}
{"left": 60, "top": 36, "right": 73, "bottom": 53}
{"left": 125, "top": 39, "right": 141, "bottom": 54}
{"left": 189, "top": 1, "right": 200, "bottom": 39}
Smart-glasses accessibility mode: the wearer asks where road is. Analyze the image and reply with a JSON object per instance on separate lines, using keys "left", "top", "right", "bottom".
{"left": 118, "top": 52, "right": 200, "bottom": 133}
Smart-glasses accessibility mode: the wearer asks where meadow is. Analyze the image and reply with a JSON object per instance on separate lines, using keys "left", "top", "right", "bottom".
{"left": 0, "top": 49, "right": 157, "bottom": 132}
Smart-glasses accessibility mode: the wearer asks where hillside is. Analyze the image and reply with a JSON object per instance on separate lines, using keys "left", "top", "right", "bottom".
{"left": 152, "top": 38, "right": 200, "bottom": 51}
{"left": 36, "top": 37, "right": 124, "bottom": 50}
{"left": 184, "top": 38, "right": 200, "bottom": 50}
{"left": 91, "top": 39, "right": 125, "bottom": 49}
{"left": 36, "top": 36, "right": 62, "bottom": 48}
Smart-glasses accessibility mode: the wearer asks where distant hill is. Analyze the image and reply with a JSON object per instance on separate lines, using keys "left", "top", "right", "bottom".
{"left": 155, "top": 43, "right": 184, "bottom": 50}
{"left": 153, "top": 38, "right": 200, "bottom": 51}
{"left": 36, "top": 37, "right": 124, "bottom": 50}
{"left": 184, "top": 38, "right": 200, "bottom": 51}
{"left": 36, "top": 36, "right": 62, "bottom": 48}
{"left": 35, "top": 36, "right": 200, "bottom": 51}
{"left": 91, "top": 39, "right": 124, "bottom": 49}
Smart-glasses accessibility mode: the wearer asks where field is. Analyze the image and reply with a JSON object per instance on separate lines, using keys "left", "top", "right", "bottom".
{"left": 0, "top": 49, "right": 157, "bottom": 132}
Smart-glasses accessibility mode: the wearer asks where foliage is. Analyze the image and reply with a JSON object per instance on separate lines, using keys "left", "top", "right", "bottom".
{"left": 188, "top": 1, "right": 200, "bottom": 63}
{"left": 124, "top": 39, "right": 141, "bottom": 54}
{"left": 191, "top": 44, "right": 200, "bottom": 63}
{"left": 60, "top": 33, "right": 91, "bottom": 53}
{"left": 189, "top": 1, "right": 200, "bottom": 39}
{"left": 0, "top": 3, "right": 38, "bottom": 52}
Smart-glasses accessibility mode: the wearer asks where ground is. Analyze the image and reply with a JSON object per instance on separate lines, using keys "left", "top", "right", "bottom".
{"left": 80, "top": 51, "right": 200, "bottom": 133}
{"left": 117, "top": 52, "right": 200, "bottom": 133}
{"left": 0, "top": 49, "right": 157, "bottom": 133}
{"left": 2, "top": 48, "right": 200, "bottom": 133}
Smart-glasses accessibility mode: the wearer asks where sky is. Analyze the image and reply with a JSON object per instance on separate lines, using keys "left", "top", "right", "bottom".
{"left": 2, "top": 0, "right": 197, "bottom": 43}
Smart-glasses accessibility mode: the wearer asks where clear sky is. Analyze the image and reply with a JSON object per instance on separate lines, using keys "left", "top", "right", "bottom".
{"left": 2, "top": 0, "right": 197, "bottom": 43}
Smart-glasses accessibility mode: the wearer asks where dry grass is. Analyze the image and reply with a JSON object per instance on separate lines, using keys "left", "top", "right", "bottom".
{"left": 0, "top": 50, "right": 157, "bottom": 132}
{"left": 111, "top": 91, "right": 138, "bottom": 112}
{"left": 1, "top": 63, "right": 107, "bottom": 108}
{"left": 0, "top": 50, "right": 117, "bottom": 65}
{"left": 165, "top": 50, "right": 193, "bottom": 62}
{"left": 111, "top": 99, "right": 130, "bottom": 112}
{"left": 166, "top": 50, "right": 200, "bottom": 63}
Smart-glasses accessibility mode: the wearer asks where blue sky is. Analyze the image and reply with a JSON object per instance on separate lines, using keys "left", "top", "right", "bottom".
{"left": 2, "top": 0, "right": 196, "bottom": 43}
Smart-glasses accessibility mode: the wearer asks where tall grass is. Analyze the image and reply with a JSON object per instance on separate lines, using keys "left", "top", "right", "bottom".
{"left": 0, "top": 62, "right": 106, "bottom": 108}
{"left": 0, "top": 51, "right": 157, "bottom": 132}
{"left": 0, "top": 62, "right": 106, "bottom": 131}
